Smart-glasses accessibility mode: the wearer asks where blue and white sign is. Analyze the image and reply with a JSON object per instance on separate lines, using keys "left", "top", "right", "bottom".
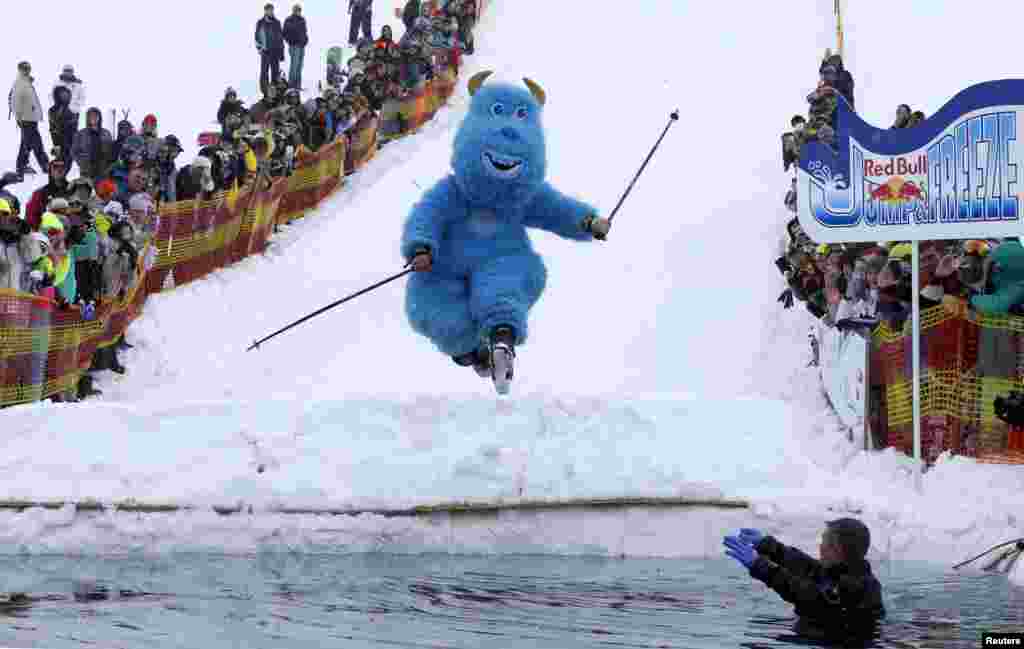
{"left": 797, "top": 80, "right": 1024, "bottom": 243}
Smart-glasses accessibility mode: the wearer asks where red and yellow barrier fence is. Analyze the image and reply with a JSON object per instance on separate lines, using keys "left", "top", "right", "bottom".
{"left": 871, "top": 307, "right": 1024, "bottom": 465}
{"left": 0, "top": 46, "right": 475, "bottom": 407}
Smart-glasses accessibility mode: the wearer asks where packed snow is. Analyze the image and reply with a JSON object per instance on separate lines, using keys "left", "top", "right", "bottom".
{"left": 0, "top": 0, "right": 1021, "bottom": 577}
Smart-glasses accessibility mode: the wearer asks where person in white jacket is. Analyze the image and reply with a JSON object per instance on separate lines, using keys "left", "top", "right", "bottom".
{"left": 9, "top": 61, "right": 50, "bottom": 176}
{"left": 56, "top": 65, "right": 85, "bottom": 128}
{"left": 0, "top": 198, "right": 35, "bottom": 292}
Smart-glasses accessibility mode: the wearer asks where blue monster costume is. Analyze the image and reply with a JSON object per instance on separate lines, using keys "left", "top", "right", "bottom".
{"left": 400, "top": 71, "right": 606, "bottom": 393}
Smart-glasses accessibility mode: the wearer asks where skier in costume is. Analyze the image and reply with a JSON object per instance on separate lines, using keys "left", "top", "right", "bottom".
{"left": 401, "top": 71, "right": 610, "bottom": 394}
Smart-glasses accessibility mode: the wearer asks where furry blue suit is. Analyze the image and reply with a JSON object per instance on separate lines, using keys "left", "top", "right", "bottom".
{"left": 400, "top": 76, "right": 598, "bottom": 358}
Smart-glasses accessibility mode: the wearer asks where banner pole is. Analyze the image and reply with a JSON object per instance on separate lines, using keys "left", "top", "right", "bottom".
{"left": 912, "top": 239, "right": 923, "bottom": 491}
{"left": 835, "top": 0, "right": 845, "bottom": 59}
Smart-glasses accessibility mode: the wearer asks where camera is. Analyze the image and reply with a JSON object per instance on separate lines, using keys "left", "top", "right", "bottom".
{"left": 994, "top": 391, "right": 1024, "bottom": 427}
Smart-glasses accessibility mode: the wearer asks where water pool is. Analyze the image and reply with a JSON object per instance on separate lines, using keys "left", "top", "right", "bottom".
{"left": 1, "top": 554, "right": 1020, "bottom": 648}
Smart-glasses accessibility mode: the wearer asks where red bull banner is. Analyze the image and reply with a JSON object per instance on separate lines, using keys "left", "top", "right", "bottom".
{"left": 796, "top": 80, "right": 1024, "bottom": 244}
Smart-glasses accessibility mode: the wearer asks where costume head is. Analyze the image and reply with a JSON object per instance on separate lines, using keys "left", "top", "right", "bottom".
{"left": 451, "top": 71, "right": 548, "bottom": 207}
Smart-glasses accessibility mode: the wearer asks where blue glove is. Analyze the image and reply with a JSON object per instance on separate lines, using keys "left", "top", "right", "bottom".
{"left": 81, "top": 301, "right": 96, "bottom": 321}
{"left": 723, "top": 536, "right": 757, "bottom": 570}
{"left": 739, "top": 528, "right": 765, "bottom": 547}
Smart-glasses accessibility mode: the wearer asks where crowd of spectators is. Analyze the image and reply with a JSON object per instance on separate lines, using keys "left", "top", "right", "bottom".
{"left": 775, "top": 50, "right": 1024, "bottom": 354}
{"left": 1, "top": 0, "right": 478, "bottom": 403}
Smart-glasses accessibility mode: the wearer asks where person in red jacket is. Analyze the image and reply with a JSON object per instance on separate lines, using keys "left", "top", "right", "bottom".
{"left": 25, "top": 158, "right": 73, "bottom": 230}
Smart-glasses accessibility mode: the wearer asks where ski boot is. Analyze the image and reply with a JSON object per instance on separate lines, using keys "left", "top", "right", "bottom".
{"left": 77, "top": 374, "right": 103, "bottom": 400}
{"left": 452, "top": 346, "right": 493, "bottom": 378}
{"left": 488, "top": 326, "right": 515, "bottom": 395}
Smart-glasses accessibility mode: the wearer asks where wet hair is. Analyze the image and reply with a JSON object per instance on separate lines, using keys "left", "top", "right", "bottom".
{"left": 825, "top": 518, "right": 871, "bottom": 561}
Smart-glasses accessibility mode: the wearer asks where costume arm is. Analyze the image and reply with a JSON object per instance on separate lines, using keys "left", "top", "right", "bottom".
{"left": 400, "top": 176, "right": 458, "bottom": 260}
{"left": 521, "top": 182, "right": 597, "bottom": 241}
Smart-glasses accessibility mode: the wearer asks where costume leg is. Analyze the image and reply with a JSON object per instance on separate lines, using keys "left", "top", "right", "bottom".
{"left": 406, "top": 273, "right": 480, "bottom": 357}
{"left": 469, "top": 252, "right": 547, "bottom": 346}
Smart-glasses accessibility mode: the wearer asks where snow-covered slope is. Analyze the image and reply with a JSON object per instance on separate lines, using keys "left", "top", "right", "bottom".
{"left": 1, "top": 1, "right": 1022, "bottom": 566}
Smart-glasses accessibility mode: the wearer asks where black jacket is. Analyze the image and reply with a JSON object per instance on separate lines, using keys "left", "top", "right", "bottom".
{"left": 256, "top": 16, "right": 285, "bottom": 59}
{"left": 217, "top": 99, "right": 246, "bottom": 125}
{"left": 283, "top": 14, "right": 309, "bottom": 47}
{"left": 750, "top": 536, "right": 885, "bottom": 643}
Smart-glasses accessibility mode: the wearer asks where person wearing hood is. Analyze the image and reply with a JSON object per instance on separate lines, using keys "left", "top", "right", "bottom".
{"left": 819, "top": 50, "right": 854, "bottom": 110}
{"left": 72, "top": 107, "right": 114, "bottom": 182}
{"left": 724, "top": 520, "right": 885, "bottom": 644}
{"left": 111, "top": 119, "right": 135, "bottom": 163}
{"left": 283, "top": 4, "right": 309, "bottom": 91}
{"left": 56, "top": 65, "right": 85, "bottom": 126}
{"left": 48, "top": 86, "right": 77, "bottom": 170}
{"left": 9, "top": 61, "right": 49, "bottom": 176}
{"left": 25, "top": 158, "right": 73, "bottom": 230}
{"left": 256, "top": 3, "right": 286, "bottom": 96}
{"left": 156, "top": 135, "right": 183, "bottom": 204}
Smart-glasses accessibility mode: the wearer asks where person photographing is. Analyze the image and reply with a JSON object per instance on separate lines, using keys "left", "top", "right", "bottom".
{"left": 724, "top": 518, "right": 885, "bottom": 643}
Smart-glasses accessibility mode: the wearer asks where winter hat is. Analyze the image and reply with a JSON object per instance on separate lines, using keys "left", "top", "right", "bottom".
{"left": 142, "top": 114, "right": 158, "bottom": 131}
{"left": 47, "top": 197, "right": 70, "bottom": 212}
{"left": 826, "top": 518, "right": 871, "bottom": 561}
{"left": 104, "top": 201, "right": 125, "bottom": 220}
{"left": 61, "top": 64, "right": 74, "bottom": 76}
{"left": 96, "top": 178, "right": 117, "bottom": 202}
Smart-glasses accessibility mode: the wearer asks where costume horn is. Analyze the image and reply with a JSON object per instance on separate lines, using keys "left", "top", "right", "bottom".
{"left": 468, "top": 70, "right": 494, "bottom": 96}
{"left": 522, "top": 77, "right": 546, "bottom": 106}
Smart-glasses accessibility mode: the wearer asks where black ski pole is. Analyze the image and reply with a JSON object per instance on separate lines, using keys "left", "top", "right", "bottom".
{"left": 607, "top": 110, "right": 680, "bottom": 226}
{"left": 247, "top": 267, "right": 413, "bottom": 351}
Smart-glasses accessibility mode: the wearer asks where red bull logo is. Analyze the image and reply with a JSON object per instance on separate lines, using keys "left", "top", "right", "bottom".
{"left": 867, "top": 176, "right": 925, "bottom": 204}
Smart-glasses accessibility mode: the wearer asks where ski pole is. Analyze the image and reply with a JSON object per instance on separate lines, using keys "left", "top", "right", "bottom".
{"left": 247, "top": 267, "right": 413, "bottom": 351}
{"left": 607, "top": 110, "right": 680, "bottom": 226}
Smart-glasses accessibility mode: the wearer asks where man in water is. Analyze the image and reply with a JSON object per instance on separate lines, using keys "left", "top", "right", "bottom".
{"left": 724, "top": 518, "right": 885, "bottom": 642}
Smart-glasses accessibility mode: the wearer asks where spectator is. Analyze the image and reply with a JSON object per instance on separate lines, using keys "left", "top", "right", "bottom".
{"left": 67, "top": 196, "right": 101, "bottom": 319}
{"left": 783, "top": 115, "right": 805, "bottom": 172}
{"left": 25, "top": 159, "right": 72, "bottom": 230}
{"left": 0, "top": 172, "right": 23, "bottom": 217}
{"left": 156, "top": 135, "right": 183, "bottom": 203}
{"left": 42, "top": 203, "right": 79, "bottom": 307}
{"left": 175, "top": 155, "right": 216, "bottom": 202}
{"left": 891, "top": 104, "right": 912, "bottom": 129}
{"left": 72, "top": 107, "right": 114, "bottom": 182}
{"left": 449, "top": 0, "right": 476, "bottom": 55}
{"left": 251, "top": 84, "right": 283, "bottom": 124}
{"left": 48, "top": 86, "right": 77, "bottom": 170}
{"left": 283, "top": 4, "right": 309, "bottom": 91}
{"left": 56, "top": 65, "right": 86, "bottom": 129}
{"left": 9, "top": 61, "right": 49, "bottom": 176}
{"left": 111, "top": 119, "right": 135, "bottom": 163}
{"left": 349, "top": 0, "right": 373, "bottom": 46}
{"left": 96, "top": 178, "right": 118, "bottom": 204}
{"left": 784, "top": 177, "right": 797, "bottom": 213}
{"left": 139, "top": 114, "right": 161, "bottom": 161}
{"left": 217, "top": 87, "right": 246, "bottom": 135}
{"left": 256, "top": 3, "right": 286, "bottom": 96}
{"left": 0, "top": 198, "right": 33, "bottom": 292}
{"left": 907, "top": 110, "right": 926, "bottom": 128}
{"left": 401, "top": 0, "right": 420, "bottom": 30}
{"left": 819, "top": 50, "right": 854, "bottom": 109}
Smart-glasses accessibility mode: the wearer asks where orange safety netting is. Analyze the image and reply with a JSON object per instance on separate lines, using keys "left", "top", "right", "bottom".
{"left": 870, "top": 306, "right": 1024, "bottom": 465}
{"left": 0, "top": 52, "right": 471, "bottom": 407}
